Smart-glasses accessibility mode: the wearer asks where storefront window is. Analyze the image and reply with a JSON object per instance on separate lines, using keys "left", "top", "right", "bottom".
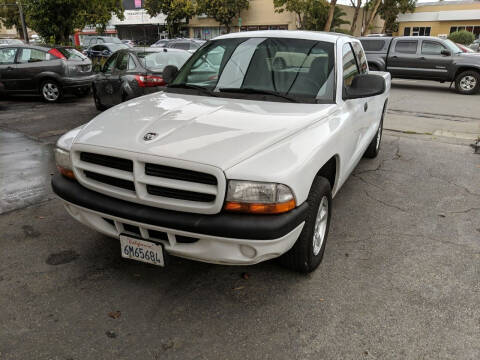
{"left": 450, "top": 26, "right": 480, "bottom": 40}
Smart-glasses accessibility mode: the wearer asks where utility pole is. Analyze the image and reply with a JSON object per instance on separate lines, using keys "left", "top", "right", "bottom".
{"left": 16, "top": 0, "right": 29, "bottom": 43}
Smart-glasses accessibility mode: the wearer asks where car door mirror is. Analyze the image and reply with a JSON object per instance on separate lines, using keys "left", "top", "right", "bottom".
{"left": 162, "top": 65, "right": 179, "bottom": 84}
{"left": 343, "top": 74, "right": 386, "bottom": 100}
{"left": 441, "top": 49, "right": 451, "bottom": 56}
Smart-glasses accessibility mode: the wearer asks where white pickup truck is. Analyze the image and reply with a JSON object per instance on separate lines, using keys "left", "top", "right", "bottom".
{"left": 52, "top": 31, "right": 390, "bottom": 273}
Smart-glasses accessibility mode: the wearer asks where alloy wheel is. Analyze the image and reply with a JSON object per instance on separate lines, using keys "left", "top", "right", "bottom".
{"left": 42, "top": 82, "right": 60, "bottom": 101}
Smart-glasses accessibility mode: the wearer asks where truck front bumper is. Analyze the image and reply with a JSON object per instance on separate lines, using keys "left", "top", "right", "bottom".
{"left": 52, "top": 175, "right": 308, "bottom": 265}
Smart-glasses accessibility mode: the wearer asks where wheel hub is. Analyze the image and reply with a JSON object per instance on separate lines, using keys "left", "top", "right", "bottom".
{"left": 43, "top": 83, "right": 59, "bottom": 101}
{"left": 460, "top": 76, "right": 477, "bottom": 91}
{"left": 313, "top": 196, "right": 328, "bottom": 256}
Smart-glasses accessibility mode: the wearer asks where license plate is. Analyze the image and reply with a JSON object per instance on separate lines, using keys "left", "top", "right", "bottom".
{"left": 120, "top": 235, "right": 165, "bottom": 267}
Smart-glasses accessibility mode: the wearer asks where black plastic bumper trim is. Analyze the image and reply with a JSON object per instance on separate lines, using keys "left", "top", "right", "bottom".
{"left": 51, "top": 174, "right": 308, "bottom": 240}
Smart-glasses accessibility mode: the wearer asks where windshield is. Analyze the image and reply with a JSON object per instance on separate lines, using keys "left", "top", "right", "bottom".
{"left": 138, "top": 51, "right": 191, "bottom": 71}
{"left": 170, "top": 37, "right": 336, "bottom": 103}
{"left": 57, "top": 48, "right": 87, "bottom": 60}
{"left": 444, "top": 40, "right": 462, "bottom": 54}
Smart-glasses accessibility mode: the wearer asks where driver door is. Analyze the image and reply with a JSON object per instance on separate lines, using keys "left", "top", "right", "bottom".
{"left": 94, "top": 53, "right": 118, "bottom": 107}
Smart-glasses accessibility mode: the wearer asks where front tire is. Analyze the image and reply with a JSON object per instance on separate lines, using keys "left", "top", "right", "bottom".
{"left": 364, "top": 103, "right": 386, "bottom": 159}
{"left": 455, "top": 70, "right": 480, "bottom": 95}
{"left": 41, "top": 80, "right": 62, "bottom": 102}
{"left": 279, "top": 176, "right": 332, "bottom": 273}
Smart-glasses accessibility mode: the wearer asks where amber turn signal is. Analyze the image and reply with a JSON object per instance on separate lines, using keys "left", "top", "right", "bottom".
{"left": 57, "top": 166, "right": 75, "bottom": 179}
{"left": 224, "top": 199, "right": 296, "bottom": 214}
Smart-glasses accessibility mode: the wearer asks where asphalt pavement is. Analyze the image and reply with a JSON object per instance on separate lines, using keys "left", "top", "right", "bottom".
{"left": 0, "top": 81, "right": 479, "bottom": 359}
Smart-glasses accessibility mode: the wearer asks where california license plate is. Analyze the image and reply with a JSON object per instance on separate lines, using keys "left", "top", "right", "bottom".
{"left": 120, "top": 235, "right": 165, "bottom": 267}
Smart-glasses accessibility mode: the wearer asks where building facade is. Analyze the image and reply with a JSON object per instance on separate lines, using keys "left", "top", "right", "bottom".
{"left": 187, "top": 0, "right": 384, "bottom": 39}
{"left": 396, "top": 0, "right": 480, "bottom": 39}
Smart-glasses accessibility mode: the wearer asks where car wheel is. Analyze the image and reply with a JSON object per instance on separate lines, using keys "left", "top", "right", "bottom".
{"left": 455, "top": 70, "right": 480, "bottom": 95}
{"left": 41, "top": 80, "right": 62, "bottom": 102}
{"left": 364, "top": 102, "right": 386, "bottom": 159}
{"left": 279, "top": 176, "right": 332, "bottom": 273}
{"left": 93, "top": 87, "right": 107, "bottom": 111}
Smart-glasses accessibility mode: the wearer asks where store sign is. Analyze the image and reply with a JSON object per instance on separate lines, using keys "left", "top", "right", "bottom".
{"left": 110, "top": 10, "right": 167, "bottom": 25}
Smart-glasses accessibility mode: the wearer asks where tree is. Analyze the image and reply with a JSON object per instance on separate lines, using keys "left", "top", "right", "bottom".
{"left": 198, "top": 0, "right": 249, "bottom": 34}
{"left": 378, "top": 0, "right": 415, "bottom": 34}
{"left": 323, "top": 0, "right": 337, "bottom": 32}
{"left": 362, "top": 0, "right": 381, "bottom": 35}
{"left": 144, "top": 0, "right": 196, "bottom": 38}
{"left": 273, "top": 0, "right": 348, "bottom": 31}
{"left": 448, "top": 30, "right": 475, "bottom": 45}
{"left": 22, "top": 0, "right": 124, "bottom": 45}
{"left": 0, "top": 0, "right": 24, "bottom": 39}
{"left": 303, "top": 2, "right": 349, "bottom": 31}
{"left": 349, "top": 0, "right": 361, "bottom": 35}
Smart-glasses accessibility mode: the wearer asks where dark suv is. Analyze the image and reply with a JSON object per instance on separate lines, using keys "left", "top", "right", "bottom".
{"left": 0, "top": 44, "right": 94, "bottom": 102}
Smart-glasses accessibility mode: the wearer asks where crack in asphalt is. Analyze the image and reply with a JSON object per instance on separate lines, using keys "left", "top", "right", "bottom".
{"left": 364, "top": 190, "right": 408, "bottom": 213}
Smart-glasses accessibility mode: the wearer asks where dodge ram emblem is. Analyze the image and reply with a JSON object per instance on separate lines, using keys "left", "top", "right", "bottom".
{"left": 143, "top": 132, "right": 158, "bottom": 141}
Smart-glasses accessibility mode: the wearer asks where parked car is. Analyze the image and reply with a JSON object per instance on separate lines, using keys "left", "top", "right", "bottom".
{"left": 122, "top": 39, "right": 135, "bottom": 48}
{"left": 151, "top": 39, "right": 170, "bottom": 48}
{"left": 0, "top": 44, "right": 94, "bottom": 102}
{"left": 0, "top": 38, "right": 24, "bottom": 46}
{"left": 456, "top": 43, "right": 476, "bottom": 53}
{"left": 85, "top": 43, "right": 130, "bottom": 60}
{"left": 52, "top": 31, "right": 390, "bottom": 273}
{"left": 83, "top": 36, "right": 124, "bottom": 48}
{"left": 469, "top": 39, "right": 480, "bottom": 52}
{"left": 92, "top": 47, "right": 191, "bottom": 110}
{"left": 152, "top": 38, "right": 206, "bottom": 52}
{"left": 360, "top": 36, "right": 480, "bottom": 95}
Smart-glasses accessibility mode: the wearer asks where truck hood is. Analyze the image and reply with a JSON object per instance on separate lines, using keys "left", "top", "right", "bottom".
{"left": 75, "top": 91, "right": 336, "bottom": 170}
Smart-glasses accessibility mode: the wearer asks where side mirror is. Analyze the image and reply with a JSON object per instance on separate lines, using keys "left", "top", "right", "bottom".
{"left": 162, "top": 65, "right": 179, "bottom": 84}
{"left": 343, "top": 74, "right": 385, "bottom": 100}
{"left": 441, "top": 49, "right": 451, "bottom": 56}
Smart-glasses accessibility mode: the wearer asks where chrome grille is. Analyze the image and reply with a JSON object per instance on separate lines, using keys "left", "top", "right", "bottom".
{"left": 72, "top": 145, "right": 226, "bottom": 214}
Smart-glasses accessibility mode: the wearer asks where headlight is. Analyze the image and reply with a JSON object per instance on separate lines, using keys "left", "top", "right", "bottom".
{"left": 54, "top": 147, "right": 75, "bottom": 179}
{"left": 224, "top": 180, "right": 296, "bottom": 214}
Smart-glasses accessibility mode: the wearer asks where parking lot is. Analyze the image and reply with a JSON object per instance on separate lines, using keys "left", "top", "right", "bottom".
{"left": 0, "top": 80, "right": 479, "bottom": 359}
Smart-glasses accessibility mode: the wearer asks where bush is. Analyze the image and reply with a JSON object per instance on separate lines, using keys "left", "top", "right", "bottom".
{"left": 448, "top": 30, "right": 475, "bottom": 45}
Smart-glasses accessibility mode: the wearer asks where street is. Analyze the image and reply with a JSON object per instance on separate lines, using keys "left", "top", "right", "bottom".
{"left": 1, "top": 80, "right": 479, "bottom": 359}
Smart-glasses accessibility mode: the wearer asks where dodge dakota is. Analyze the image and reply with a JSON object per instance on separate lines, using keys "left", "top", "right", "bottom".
{"left": 52, "top": 31, "right": 390, "bottom": 273}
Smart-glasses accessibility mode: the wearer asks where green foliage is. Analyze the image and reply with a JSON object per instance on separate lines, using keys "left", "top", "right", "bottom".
{"left": 273, "top": 0, "right": 348, "bottom": 30}
{"left": 448, "top": 30, "right": 475, "bottom": 45}
{"left": 377, "top": 0, "right": 416, "bottom": 34}
{"left": 22, "top": 0, "right": 124, "bottom": 45}
{"left": 144, "top": 0, "right": 196, "bottom": 37}
{"left": 198, "top": 0, "right": 249, "bottom": 33}
{"left": 0, "top": 0, "right": 24, "bottom": 38}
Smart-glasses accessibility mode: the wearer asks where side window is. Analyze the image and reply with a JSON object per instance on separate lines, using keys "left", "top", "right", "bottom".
{"left": 127, "top": 55, "right": 136, "bottom": 70}
{"left": 103, "top": 54, "right": 117, "bottom": 74}
{"left": 0, "top": 48, "right": 17, "bottom": 64}
{"left": 351, "top": 42, "right": 368, "bottom": 74}
{"left": 18, "top": 48, "right": 49, "bottom": 63}
{"left": 115, "top": 52, "right": 128, "bottom": 71}
{"left": 343, "top": 43, "right": 359, "bottom": 88}
{"left": 395, "top": 41, "right": 418, "bottom": 54}
{"left": 175, "top": 42, "right": 190, "bottom": 50}
{"left": 360, "top": 40, "right": 385, "bottom": 52}
{"left": 421, "top": 41, "right": 446, "bottom": 55}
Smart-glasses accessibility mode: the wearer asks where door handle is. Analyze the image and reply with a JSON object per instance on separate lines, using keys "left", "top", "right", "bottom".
{"left": 364, "top": 102, "right": 368, "bottom": 112}
{"left": 391, "top": 55, "right": 398, "bottom": 59}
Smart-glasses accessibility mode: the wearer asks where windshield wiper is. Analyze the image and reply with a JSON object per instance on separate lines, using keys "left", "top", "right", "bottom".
{"left": 218, "top": 87, "right": 299, "bottom": 102}
{"left": 168, "top": 83, "right": 216, "bottom": 96}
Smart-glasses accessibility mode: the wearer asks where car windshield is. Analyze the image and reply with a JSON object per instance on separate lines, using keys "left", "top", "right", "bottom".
{"left": 444, "top": 40, "right": 463, "bottom": 54}
{"left": 138, "top": 51, "right": 191, "bottom": 71}
{"left": 107, "top": 37, "right": 123, "bottom": 44}
{"left": 170, "top": 37, "right": 336, "bottom": 103}
{"left": 57, "top": 48, "right": 87, "bottom": 60}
